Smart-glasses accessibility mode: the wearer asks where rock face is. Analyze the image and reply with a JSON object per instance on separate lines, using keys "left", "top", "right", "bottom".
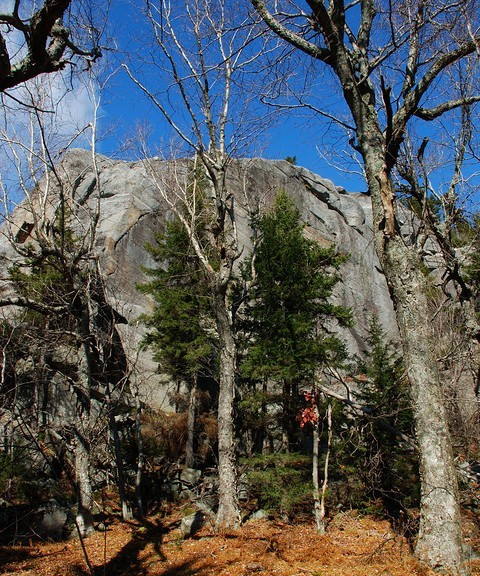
{"left": 0, "top": 150, "right": 399, "bottom": 409}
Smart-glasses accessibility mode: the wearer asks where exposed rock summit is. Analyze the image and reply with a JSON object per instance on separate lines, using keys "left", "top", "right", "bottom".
{"left": 1, "top": 150, "right": 400, "bottom": 408}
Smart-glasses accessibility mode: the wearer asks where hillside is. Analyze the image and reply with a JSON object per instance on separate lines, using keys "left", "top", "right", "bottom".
{"left": 1, "top": 150, "right": 479, "bottom": 575}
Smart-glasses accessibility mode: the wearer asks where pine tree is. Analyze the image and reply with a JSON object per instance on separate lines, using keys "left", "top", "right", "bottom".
{"left": 140, "top": 218, "right": 214, "bottom": 380}
{"left": 354, "top": 315, "right": 418, "bottom": 517}
{"left": 241, "top": 191, "right": 351, "bottom": 450}
{"left": 138, "top": 215, "right": 216, "bottom": 466}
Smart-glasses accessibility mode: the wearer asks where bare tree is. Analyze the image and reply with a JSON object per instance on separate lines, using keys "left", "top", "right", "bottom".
{"left": 0, "top": 0, "right": 103, "bottom": 93}
{"left": 124, "top": 0, "right": 271, "bottom": 529}
{"left": 0, "top": 72, "right": 134, "bottom": 534}
{"left": 251, "top": 1, "right": 480, "bottom": 574}
{"left": 396, "top": 100, "right": 480, "bottom": 453}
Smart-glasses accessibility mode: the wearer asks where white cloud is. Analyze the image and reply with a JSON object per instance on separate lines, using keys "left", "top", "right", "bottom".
{"left": 50, "top": 72, "right": 96, "bottom": 139}
{"left": 0, "top": 1, "right": 16, "bottom": 15}
{"left": 0, "top": 69, "right": 98, "bottom": 211}
{"left": 0, "top": 2, "right": 99, "bottom": 209}
{"left": 0, "top": 0, "right": 96, "bottom": 138}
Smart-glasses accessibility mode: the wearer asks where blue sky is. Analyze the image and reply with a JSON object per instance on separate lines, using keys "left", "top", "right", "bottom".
{"left": 93, "top": 0, "right": 369, "bottom": 193}
{"left": 0, "top": 0, "right": 478, "bottom": 208}
{"left": 1, "top": 1, "right": 478, "bottom": 218}
{"left": 69, "top": 0, "right": 479, "bottom": 208}
{"left": 99, "top": 89, "right": 367, "bottom": 192}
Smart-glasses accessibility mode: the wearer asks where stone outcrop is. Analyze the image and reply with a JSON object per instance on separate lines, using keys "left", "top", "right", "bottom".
{"left": 0, "top": 150, "right": 400, "bottom": 409}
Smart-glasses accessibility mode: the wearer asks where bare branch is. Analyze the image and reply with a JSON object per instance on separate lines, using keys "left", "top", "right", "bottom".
{"left": 317, "top": 379, "right": 417, "bottom": 449}
{"left": 0, "top": 0, "right": 102, "bottom": 92}
{"left": 415, "top": 96, "right": 480, "bottom": 121}
{"left": 396, "top": 39, "right": 480, "bottom": 130}
{"left": 251, "top": 0, "right": 331, "bottom": 62}
{"left": 0, "top": 296, "right": 69, "bottom": 314}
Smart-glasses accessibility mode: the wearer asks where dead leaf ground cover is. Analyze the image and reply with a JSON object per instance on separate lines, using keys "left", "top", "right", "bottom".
{"left": 1, "top": 509, "right": 479, "bottom": 576}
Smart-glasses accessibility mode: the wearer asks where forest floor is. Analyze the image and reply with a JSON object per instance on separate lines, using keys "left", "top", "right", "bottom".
{"left": 1, "top": 507, "right": 480, "bottom": 576}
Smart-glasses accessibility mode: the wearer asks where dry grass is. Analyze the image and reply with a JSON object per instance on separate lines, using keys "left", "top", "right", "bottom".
{"left": 2, "top": 508, "right": 479, "bottom": 576}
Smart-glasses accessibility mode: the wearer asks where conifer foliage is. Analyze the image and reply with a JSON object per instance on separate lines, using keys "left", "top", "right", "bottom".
{"left": 241, "top": 192, "right": 351, "bottom": 449}
{"left": 341, "top": 316, "right": 418, "bottom": 516}
{"left": 138, "top": 216, "right": 215, "bottom": 387}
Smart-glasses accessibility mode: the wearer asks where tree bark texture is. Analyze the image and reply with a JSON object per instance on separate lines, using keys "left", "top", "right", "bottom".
{"left": 109, "top": 409, "right": 133, "bottom": 521}
{"left": 318, "top": 403, "right": 332, "bottom": 535}
{"left": 214, "top": 293, "right": 241, "bottom": 531}
{"left": 336, "top": 87, "right": 470, "bottom": 569}
{"left": 73, "top": 298, "right": 96, "bottom": 537}
{"left": 74, "top": 432, "right": 94, "bottom": 537}
{"left": 312, "top": 420, "right": 322, "bottom": 533}
{"left": 383, "top": 239, "right": 467, "bottom": 574}
{"left": 364, "top": 156, "right": 468, "bottom": 575}
{"left": 185, "top": 377, "right": 198, "bottom": 469}
{"left": 0, "top": 0, "right": 101, "bottom": 92}
{"left": 133, "top": 385, "right": 145, "bottom": 518}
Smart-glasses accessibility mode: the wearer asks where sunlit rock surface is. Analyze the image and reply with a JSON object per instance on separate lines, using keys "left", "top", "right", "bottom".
{"left": 0, "top": 150, "right": 400, "bottom": 408}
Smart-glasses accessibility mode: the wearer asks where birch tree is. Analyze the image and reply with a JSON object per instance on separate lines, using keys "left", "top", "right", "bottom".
{"left": 251, "top": 1, "right": 479, "bottom": 573}
{"left": 124, "top": 0, "right": 270, "bottom": 530}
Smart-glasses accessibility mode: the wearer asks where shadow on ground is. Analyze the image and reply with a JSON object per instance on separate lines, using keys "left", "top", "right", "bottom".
{"left": 70, "top": 516, "right": 174, "bottom": 576}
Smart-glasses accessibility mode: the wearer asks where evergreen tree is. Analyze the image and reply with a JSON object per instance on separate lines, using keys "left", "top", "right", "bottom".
{"left": 251, "top": 3, "right": 474, "bottom": 569}
{"left": 138, "top": 214, "right": 216, "bottom": 466}
{"left": 241, "top": 191, "right": 351, "bottom": 450}
{"left": 139, "top": 217, "right": 215, "bottom": 385}
{"left": 353, "top": 315, "right": 418, "bottom": 517}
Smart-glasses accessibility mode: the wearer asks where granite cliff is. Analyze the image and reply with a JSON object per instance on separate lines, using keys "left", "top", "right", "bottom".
{"left": 1, "top": 149, "right": 401, "bottom": 408}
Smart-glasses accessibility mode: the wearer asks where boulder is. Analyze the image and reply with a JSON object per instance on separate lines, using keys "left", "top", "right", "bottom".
{"left": 35, "top": 499, "right": 70, "bottom": 539}
{"left": 248, "top": 509, "right": 269, "bottom": 521}
{"left": 180, "top": 467, "right": 202, "bottom": 486}
{"left": 180, "top": 510, "right": 204, "bottom": 538}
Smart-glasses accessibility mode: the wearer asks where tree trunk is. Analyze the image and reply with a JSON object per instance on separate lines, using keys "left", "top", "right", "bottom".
{"left": 185, "top": 376, "right": 198, "bottom": 468}
{"left": 313, "top": 402, "right": 332, "bottom": 534}
{"left": 214, "top": 295, "right": 241, "bottom": 530}
{"left": 74, "top": 302, "right": 95, "bottom": 537}
{"left": 282, "top": 381, "right": 291, "bottom": 452}
{"left": 257, "top": 379, "right": 268, "bottom": 455}
{"left": 133, "top": 384, "right": 145, "bottom": 518}
{"left": 383, "top": 240, "right": 467, "bottom": 574}
{"left": 103, "top": 379, "right": 132, "bottom": 521}
{"left": 312, "top": 418, "right": 322, "bottom": 532}
{"left": 74, "top": 431, "right": 94, "bottom": 537}
{"left": 446, "top": 301, "right": 480, "bottom": 453}
{"left": 109, "top": 411, "right": 133, "bottom": 521}
{"left": 363, "top": 151, "right": 468, "bottom": 575}
{"left": 318, "top": 403, "right": 332, "bottom": 534}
